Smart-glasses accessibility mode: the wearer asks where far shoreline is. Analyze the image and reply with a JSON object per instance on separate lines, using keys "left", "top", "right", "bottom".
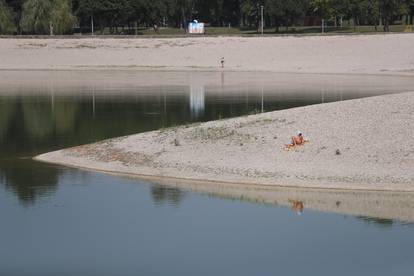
{"left": 2, "top": 34, "right": 414, "bottom": 76}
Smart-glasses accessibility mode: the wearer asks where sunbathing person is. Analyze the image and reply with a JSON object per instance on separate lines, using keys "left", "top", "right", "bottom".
{"left": 285, "top": 131, "right": 308, "bottom": 150}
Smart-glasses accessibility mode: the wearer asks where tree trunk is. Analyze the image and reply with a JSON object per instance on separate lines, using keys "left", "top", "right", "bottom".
{"left": 99, "top": 19, "right": 104, "bottom": 35}
{"left": 384, "top": 20, "right": 390, "bottom": 32}
{"left": 181, "top": 8, "right": 187, "bottom": 32}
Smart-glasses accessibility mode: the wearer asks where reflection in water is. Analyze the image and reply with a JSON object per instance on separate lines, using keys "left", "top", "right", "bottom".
{"left": 0, "top": 159, "right": 59, "bottom": 206}
{"left": 2, "top": 173, "right": 414, "bottom": 276}
{"left": 0, "top": 101, "right": 14, "bottom": 141}
{"left": 190, "top": 85, "right": 205, "bottom": 118}
{"left": 2, "top": 70, "right": 414, "bottom": 206}
{"left": 2, "top": 71, "right": 414, "bottom": 276}
{"left": 150, "top": 185, "right": 186, "bottom": 207}
{"left": 289, "top": 199, "right": 304, "bottom": 215}
{"left": 144, "top": 178, "right": 414, "bottom": 224}
{"left": 357, "top": 216, "right": 395, "bottom": 227}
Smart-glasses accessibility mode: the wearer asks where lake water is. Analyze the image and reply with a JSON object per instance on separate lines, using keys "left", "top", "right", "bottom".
{"left": 1, "top": 71, "right": 414, "bottom": 275}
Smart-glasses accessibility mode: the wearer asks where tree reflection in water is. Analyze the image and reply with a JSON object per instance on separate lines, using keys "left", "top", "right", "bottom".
{"left": 0, "top": 93, "right": 193, "bottom": 205}
{"left": 150, "top": 185, "right": 186, "bottom": 207}
{"left": 0, "top": 159, "right": 59, "bottom": 206}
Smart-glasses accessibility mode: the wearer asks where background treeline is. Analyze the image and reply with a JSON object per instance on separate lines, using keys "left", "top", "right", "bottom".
{"left": 0, "top": 0, "right": 414, "bottom": 35}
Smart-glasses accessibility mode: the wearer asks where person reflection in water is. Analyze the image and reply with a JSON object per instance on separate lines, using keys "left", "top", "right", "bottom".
{"left": 289, "top": 199, "right": 304, "bottom": 215}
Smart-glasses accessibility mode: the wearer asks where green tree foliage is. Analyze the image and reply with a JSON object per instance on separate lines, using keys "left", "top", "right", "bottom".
{"left": 0, "top": 0, "right": 16, "bottom": 34}
{"left": 51, "top": 0, "right": 76, "bottom": 34}
{"left": 311, "top": 0, "right": 333, "bottom": 19}
{"left": 240, "top": 0, "right": 258, "bottom": 27}
{"left": 379, "top": 0, "right": 404, "bottom": 31}
{"left": 8, "top": 0, "right": 414, "bottom": 34}
{"left": 21, "top": 0, "right": 75, "bottom": 34}
{"left": 409, "top": 0, "right": 414, "bottom": 24}
{"left": 265, "top": 0, "right": 285, "bottom": 30}
{"left": 20, "top": 0, "right": 52, "bottom": 34}
{"left": 333, "top": 0, "right": 380, "bottom": 27}
{"left": 266, "top": 0, "right": 309, "bottom": 30}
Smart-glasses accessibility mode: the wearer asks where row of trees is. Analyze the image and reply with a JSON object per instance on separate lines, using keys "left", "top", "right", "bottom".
{"left": 1, "top": 0, "right": 75, "bottom": 34}
{"left": 0, "top": 0, "right": 413, "bottom": 35}
{"left": 309, "top": 0, "right": 414, "bottom": 31}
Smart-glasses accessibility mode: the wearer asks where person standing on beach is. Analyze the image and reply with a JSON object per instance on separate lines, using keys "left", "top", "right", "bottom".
{"left": 220, "top": 57, "right": 225, "bottom": 68}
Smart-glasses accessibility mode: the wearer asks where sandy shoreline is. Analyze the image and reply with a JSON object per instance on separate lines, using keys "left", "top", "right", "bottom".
{"left": 6, "top": 33, "right": 411, "bottom": 192}
{"left": 1, "top": 34, "right": 414, "bottom": 75}
{"left": 35, "top": 91, "right": 414, "bottom": 192}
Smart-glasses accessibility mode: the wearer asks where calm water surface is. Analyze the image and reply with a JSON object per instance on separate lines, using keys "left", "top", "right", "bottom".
{"left": 1, "top": 71, "right": 414, "bottom": 275}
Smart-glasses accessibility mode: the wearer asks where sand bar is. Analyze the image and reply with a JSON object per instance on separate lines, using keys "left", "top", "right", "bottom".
{"left": 1, "top": 34, "right": 414, "bottom": 75}
{"left": 35, "top": 91, "right": 414, "bottom": 192}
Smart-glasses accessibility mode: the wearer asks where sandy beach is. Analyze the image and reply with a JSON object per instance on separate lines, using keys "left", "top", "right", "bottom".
{"left": 1, "top": 34, "right": 414, "bottom": 75}
{"left": 35, "top": 90, "right": 414, "bottom": 191}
